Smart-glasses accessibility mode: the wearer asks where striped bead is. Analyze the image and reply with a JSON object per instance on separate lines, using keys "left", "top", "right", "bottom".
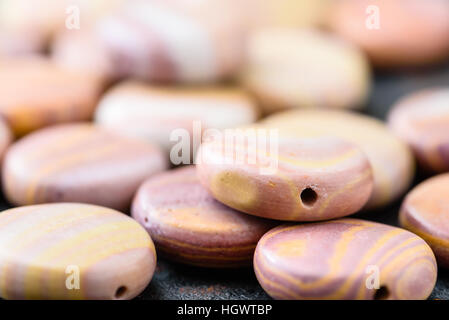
{"left": 328, "top": 0, "right": 449, "bottom": 68}
{"left": 389, "top": 88, "right": 449, "bottom": 173}
{"left": 0, "top": 57, "right": 103, "bottom": 136}
{"left": 400, "top": 173, "right": 449, "bottom": 268}
{"left": 0, "top": 203, "right": 156, "bottom": 300}
{"left": 53, "top": 0, "right": 246, "bottom": 83}
{"left": 254, "top": 219, "right": 437, "bottom": 300}
{"left": 95, "top": 81, "right": 259, "bottom": 152}
{"left": 196, "top": 134, "right": 373, "bottom": 221}
{"left": 2, "top": 123, "right": 167, "bottom": 211}
{"left": 241, "top": 29, "right": 370, "bottom": 113}
{"left": 132, "top": 166, "right": 275, "bottom": 268}
{"left": 261, "top": 110, "right": 415, "bottom": 209}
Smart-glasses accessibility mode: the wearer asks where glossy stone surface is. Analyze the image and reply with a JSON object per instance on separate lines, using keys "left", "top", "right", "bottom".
{"left": 2, "top": 123, "right": 167, "bottom": 211}
{"left": 95, "top": 81, "right": 259, "bottom": 152}
{"left": 400, "top": 174, "right": 449, "bottom": 268}
{"left": 241, "top": 29, "right": 370, "bottom": 113}
{"left": 328, "top": 0, "right": 449, "bottom": 68}
{"left": 261, "top": 110, "right": 415, "bottom": 209}
{"left": 0, "top": 203, "right": 157, "bottom": 300}
{"left": 197, "top": 133, "right": 373, "bottom": 221}
{"left": 53, "top": 0, "right": 246, "bottom": 83}
{"left": 0, "top": 57, "right": 103, "bottom": 136}
{"left": 388, "top": 88, "right": 449, "bottom": 173}
{"left": 254, "top": 219, "right": 437, "bottom": 300}
{"left": 132, "top": 166, "right": 274, "bottom": 267}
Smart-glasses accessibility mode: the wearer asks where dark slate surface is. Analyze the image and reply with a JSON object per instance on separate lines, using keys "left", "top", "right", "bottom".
{"left": 1, "top": 62, "right": 449, "bottom": 300}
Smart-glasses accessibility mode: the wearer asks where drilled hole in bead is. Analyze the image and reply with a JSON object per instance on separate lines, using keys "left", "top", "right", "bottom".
{"left": 115, "top": 286, "right": 127, "bottom": 299}
{"left": 144, "top": 217, "right": 149, "bottom": 224}
{"left": 373, "top": 286, "right": 390, "bottom": 300}
{"left": 300, "top": 188, "right": 318, "bottom": 207}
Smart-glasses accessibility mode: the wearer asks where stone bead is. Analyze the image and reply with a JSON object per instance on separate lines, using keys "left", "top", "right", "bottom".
{"left": 245, "top": 0, "right": 330, "bottom": 30}
{"left": 132, "top": 166, "right": 275, "bottom": 267}
{"left": 0, "top": 203, "right": 157, "bottom": 300}
{"left": 53, "top": 0, "right": 247, "bottom": 83}
{"left": 400, "top": 173, "right": 449, "bottom": 268}
{"left": 95, "top": 81, "right": 259, "bottom": 152}
{"left": 2, "top": 123, "right": 167, "bottom": 211}
{"left": 254, "top": 219, "right": 437, "bottom": 300}
{"left": 241, "top": 29, "right": 370, "bottom": 114}
{"left": 196, "top": 134, "right": 373, "bottom": 221}
{"left": 0, "top": 57, "right": 103, "bottom": 136}
{"left": 261, "top": 110, "right": 415, "bottom": 209}
{"left": 328, "top": 0, "right": 449, "bottom": 68}
{"left": 388, "top": 88, "right": 449, "bottom": 173}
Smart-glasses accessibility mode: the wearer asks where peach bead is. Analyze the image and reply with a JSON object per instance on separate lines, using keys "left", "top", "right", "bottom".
{"left": 388, "top": 88, "right": 449, "bottom": 173}
{"left": 328, "top": 0, "right": 449, "bottom": 68}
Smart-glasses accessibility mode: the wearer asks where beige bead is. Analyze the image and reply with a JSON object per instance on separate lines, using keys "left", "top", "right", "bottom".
{"left": 241, "top": 29, "right": 371, "bottom": 114}
{"left": 261, "top": 110, "right": 415, "bottom": 209}
{"left": 95, "top": 81, "right": 259, "bottom": 153}
{"left": 0, "top": 203, "right": 157, "bottom": 300}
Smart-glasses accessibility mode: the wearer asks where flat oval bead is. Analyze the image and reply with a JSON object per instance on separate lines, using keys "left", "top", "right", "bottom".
{"left": 196, "top": 134, "right": 373, "bottom": 221}
{"left": 2, "top": 123, "right": 167, "bottom": 211}
{"left": 0, "top": 57, "right": 103, "bottom": 136}
{"left": 241, "top": 29, "right": 370, "bottom": 114}
{"left": 132, "top": 166, "right": 275, "bottom": 267}
{"left": 254, "top": 219, "right": 437, "bottom": 300}
{"left": 95, "top": 81, "right": 259, "bottom": 152}
{"left": 400, "top": 173, "right": 449, "bottom": 268}
{"left": 388, "top": 88, "right": 449, "bottom": 173}
{"left": 245, "top": 0, "right": 330, "bottom": 29}
{"left": 0, "top": 203, "right": 157, "bottom": 300}
{"left": 261, "top": 110, "right": 415, "bottom": 209}
{"left": 328, "top": 0, "right": 449, "bottom": 68}
{"left": 53, "top": 0, "right": 246, "bottom": 83}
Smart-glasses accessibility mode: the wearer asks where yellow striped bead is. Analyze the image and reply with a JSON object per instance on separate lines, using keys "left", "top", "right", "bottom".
{"left": 0, "top": 203, "right": 156, "bottom": 300}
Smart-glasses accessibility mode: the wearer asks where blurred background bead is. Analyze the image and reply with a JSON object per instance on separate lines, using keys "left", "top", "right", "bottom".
{"left": 0, "top": 0, "right": 125, "bottom": 54}
{"left": 254, "top": 219, "right": 437, "bottom": 300}
{"left": 0, "top": 203, "right": 156, "bottom": 300}
{"left": 0, "top": 56, "right": 104, "bottom": 137}
{"left": 328, "top": 0, "right": 449, "bottom": 68}
{"left": 132, "top": 166, "right": 275, "bottom": 268}
{"left": 2, "top": 123, "right": 167, "bottom": 211}
{"left": 245, "top": 0, "right": 331, "bottom": 30}
{"left": 197, "top": 134, "right": 373, "bottom": 221}
{"left": 241, "top": 29, "right": 371, "bottom": 114}
{"left": 400, "top": 173, "right": 449, "bottom": 268}
{"left": 95, "top": 81, "right": 259, "bottom": 153}
{"left": 53, "top": 0, "right": 247, "bottom": 83}
{"left": 388, "top": 88, "right": 449, "bottom": 173}
{"left": 261, "top": 110, "right": 415, "bottom": 209}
